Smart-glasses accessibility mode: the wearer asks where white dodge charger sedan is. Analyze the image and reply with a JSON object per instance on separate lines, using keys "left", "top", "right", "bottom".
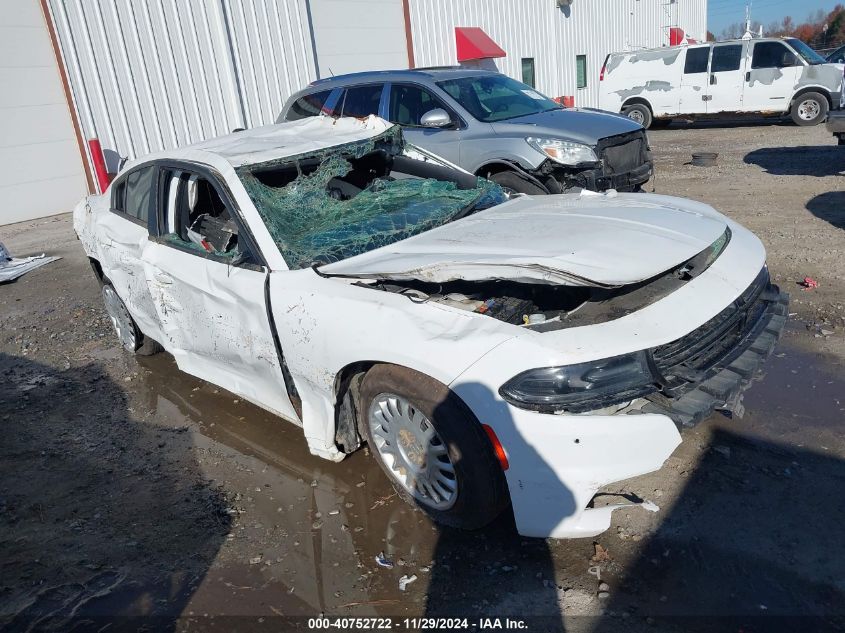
{"left": 74, "top": 116, "right": 787, "bottom": 538}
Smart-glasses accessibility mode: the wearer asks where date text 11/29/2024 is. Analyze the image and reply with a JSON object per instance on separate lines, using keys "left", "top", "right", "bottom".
{"left": 307, "top": 617, "right": 529, "bottom": 630}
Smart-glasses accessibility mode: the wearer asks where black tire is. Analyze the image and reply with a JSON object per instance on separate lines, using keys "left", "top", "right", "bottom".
{"left": 651, "top": 118, "right": 672, "bottom": 129}
{"left": 622, "top": 103, "right": 653, "bottom": 129}
{"left": 359, "top": 364, "right": 509, "bottom": 530}
{"left": 102, "top": 283, "right": 162, "bottom": 356}
{"left": 790, "top": 92, "right": 828, "bottom": 126}
{"left": 488, "top": 170, "right": 547, "bottom": 195}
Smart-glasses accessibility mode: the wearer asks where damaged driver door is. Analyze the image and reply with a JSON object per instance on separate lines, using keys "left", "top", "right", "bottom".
{"left": 141, "top": 165, "right": 300, "bottom": 424}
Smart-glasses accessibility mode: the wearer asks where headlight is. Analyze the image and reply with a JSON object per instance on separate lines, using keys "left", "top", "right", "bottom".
{"left": 526, "top": 137, "right": 598, "bottom": 165}
{"left": 499, "top": 352, "right": 657, "bottom": 412}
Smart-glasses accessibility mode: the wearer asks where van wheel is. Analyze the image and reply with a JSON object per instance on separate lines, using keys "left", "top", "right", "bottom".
{"left": 489, "top": 171, "right": 547, "bottom": 195}
{"left": 360, "top": 364, "right": 509, "bottom": 530}
{"left": 790, "top": 92, "right": 828, "bottom": 126}
{"left": 102, "top": 284, "right": 162, "bottom": 356}
{"left": 622, "top": 104, "right": 653, "bottom": 129}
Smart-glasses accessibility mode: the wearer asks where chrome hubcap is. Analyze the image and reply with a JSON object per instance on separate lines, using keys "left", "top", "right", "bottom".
{"left": 102, "top": 285, "right": 136, "bottom": 351}
{"left": 627, "top": 109, "right": 645, "bottom": 124}
{"left": 368, "top": 393, "right": 457, "bottom": 510}
{"left": 798, "top": 99, "right": 820, "bottom": 121}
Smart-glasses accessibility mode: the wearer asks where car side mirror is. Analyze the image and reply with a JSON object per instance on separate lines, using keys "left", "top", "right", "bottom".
{"left": 420, "top": 108, "right": 452, "bottom": 128}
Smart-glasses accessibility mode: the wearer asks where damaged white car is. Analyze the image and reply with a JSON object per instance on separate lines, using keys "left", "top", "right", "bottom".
{"left": 74, "top": 116, "right": 788, "bottom": 538}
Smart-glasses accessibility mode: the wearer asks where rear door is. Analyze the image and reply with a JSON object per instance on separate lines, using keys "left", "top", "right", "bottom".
{"left": 335, "top": 83, "right": 386, "bottom": 118}
{"left": 743, "top": 41, "right": 802, "bottom": 113}
{"left": 141, "top": 164, "right": 300, "bottom": 423}
{"left": 679, "top": 45, "right": 711, "bottom": 114}
{"left": 706, "top": 43, "right": 747, "bottom": 113}
{"left": 387, "top": 83, "right": 463, "bottom": 165}
{"left": 96, "top": 165, "right": 163, "bottom": 343}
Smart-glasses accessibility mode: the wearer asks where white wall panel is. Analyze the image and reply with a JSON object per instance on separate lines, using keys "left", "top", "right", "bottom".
{"left": 409, "top": 0, "right": 707, "bottom": 108}
{"left": 47, "top": 0, "right": 318, "bottom": 172}
{"left": 0, "top": 0, "right": 86, "bottom": 225}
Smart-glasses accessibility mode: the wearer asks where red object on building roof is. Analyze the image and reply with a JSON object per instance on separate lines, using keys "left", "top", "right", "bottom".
{"left": 669, "top": 27, "right": 686, "bottom": 47}
{"left": 455, "top": 27, "right": 506, "bottom": 62}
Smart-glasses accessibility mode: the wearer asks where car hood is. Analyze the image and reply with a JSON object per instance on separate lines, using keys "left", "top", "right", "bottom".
{"left": 318, "top": 192, "right": 728, "bottom": 287}
{"left": 490, "top": 108, "right": 643, "bottom": 145}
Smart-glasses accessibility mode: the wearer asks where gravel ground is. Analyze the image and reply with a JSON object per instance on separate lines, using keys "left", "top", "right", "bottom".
{"left": 1, "top": 118, "right": 843, "bottom": 632}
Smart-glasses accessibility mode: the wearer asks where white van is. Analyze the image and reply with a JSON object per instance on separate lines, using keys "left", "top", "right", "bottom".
{"left": 599, "top": 38, "right": 845, "bottom": 129}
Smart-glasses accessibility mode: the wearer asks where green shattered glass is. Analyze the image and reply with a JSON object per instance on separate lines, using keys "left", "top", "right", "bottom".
{"left": 236, "top": 129, "right": 504, "bottom": 269}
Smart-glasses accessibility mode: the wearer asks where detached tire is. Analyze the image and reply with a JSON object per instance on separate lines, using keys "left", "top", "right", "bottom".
{"left": 102, "top": 284, "right": 162, "bottom": 356}
{"left": 622, "top": 103, "right": 653, "bottom": 129}
{"left": 489, "top": 171, "right": 547, "bottom": 195}
{"left": 360, "top": 364, "right": 509, "bottom": 529}
{"left": 790, "top": 92, "right": 828, "bottom": 126}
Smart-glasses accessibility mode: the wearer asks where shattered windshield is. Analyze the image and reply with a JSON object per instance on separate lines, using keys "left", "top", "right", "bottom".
{"left": 236, "top": 128, "right": 506, "bottom": 269}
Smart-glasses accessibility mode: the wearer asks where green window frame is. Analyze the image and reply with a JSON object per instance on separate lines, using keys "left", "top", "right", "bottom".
{"left": 521, "top": 58, "right": 536, "bottom": 88}
{"left": 576, "top": 55, "right": 587, "bottom": 89}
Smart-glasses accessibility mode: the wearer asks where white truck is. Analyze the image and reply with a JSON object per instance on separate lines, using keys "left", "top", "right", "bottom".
{"left": 599, "top": 37, "right": 845, "bottom": 129}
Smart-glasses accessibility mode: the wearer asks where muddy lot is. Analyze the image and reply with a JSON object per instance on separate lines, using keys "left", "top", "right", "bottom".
{"left": 1, "top": 119, "right": 844, "bottom": 632}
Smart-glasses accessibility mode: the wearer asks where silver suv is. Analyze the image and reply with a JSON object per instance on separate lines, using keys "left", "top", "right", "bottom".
{"left": 278, "top": 69, "right": 653, "bottom": 195}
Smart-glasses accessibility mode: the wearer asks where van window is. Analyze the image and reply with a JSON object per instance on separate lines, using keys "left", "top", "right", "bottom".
{"left": 684, "top": 47, "right": 709, "bottom": 74}
{"left": 339, "top": 84, "right": 384, "bottom": 118}
{"left": 752, "top": 42, "right": 797, "bottom": 69}
{"left": 711, "top": 45, "right": 743, "bottom": 72}
{"left": 286, "top": 90, "right": 331, "bottom": 121}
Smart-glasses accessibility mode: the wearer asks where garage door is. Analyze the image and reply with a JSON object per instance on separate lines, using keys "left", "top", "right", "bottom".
{"left": 0, "top": 1, "right": 86, "bottom": 224}
{"left": 308, "top": 0, "right": 410, "bottom": 77}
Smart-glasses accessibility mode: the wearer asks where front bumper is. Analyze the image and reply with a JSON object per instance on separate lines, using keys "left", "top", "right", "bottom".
{"left": 454, "top": 270, "right": 788, "bottom": 539}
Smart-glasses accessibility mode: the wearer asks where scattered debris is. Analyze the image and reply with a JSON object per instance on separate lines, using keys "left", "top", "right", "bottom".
{"left": 249, "top": 556, "right": 262, "bottom": 565}
{"left": 398, "top": 574, "right": 417, "bottom": 591}
{"left": 801, "top": 277, "right": 819, "bottom": 290}
{"left": 375, "top": 552, "right": 394, "bottom": 569}
{"left": 691, "top": 152, "right": 718, "bottom": 167}
{"left": 0, "top": 242, "right": 61, "bottom": 284}
{"left": 591, "top": 543, "right": 612, "bottom": 562}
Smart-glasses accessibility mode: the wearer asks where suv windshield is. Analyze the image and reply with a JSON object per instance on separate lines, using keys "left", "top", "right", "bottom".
{"left": 787, "top": 38, "right": 827, "bottom": 65}
{"left": 437, "top": 74, "right": 561, "bottom": 123}
{"left": 236, "top": 129, "right": 505, "bottom": 268}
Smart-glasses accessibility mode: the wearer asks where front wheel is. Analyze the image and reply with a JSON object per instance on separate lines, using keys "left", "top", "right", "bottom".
{"left": 790, "top": 92, "right": 828, "bottom": 126}
{"left": 102, "top": 284, "right": 162, "bottom": 355}
{"left": 622, "top": 103, "right": 653, "bottom": 129}
{"left": 360, "top": 365, "right": 509, "bottom": 529}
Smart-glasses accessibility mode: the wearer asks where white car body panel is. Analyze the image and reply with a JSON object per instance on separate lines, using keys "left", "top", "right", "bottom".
{"left": 73, "top": 116, "right": 781, "bottom": 537}
{"left": 599, "top": 39, "right": 844, "bottom": 119}
{"left": 320, "top": 191, "right": 727, "bottom": 287}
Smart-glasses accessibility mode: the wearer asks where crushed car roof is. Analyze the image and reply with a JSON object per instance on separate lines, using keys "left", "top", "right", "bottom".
{"left": 134, "top": 116, "right": 394, "bottom": 168}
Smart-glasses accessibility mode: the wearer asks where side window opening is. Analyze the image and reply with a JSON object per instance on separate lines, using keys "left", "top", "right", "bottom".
{"left": 711, "top": 45, "right": 743, "bottom": 73}
{"left": 752, "top": 42, "right": 797, "bottom": 69}
{"left": 286, "top": 90, "right": 331, "bottom": 121}
{"left": 110, "top": 165, "right": 155, "bottom": 224}
{"left": 684, "top": 47, "right": 710, "bottom": 74}
{"left": 338, "top": 84, "right": 384, "bottom": 118}
{"left": 163, "top": 170, "right": 240, "bottom": 258}
{"left": 388, "top": 84, "right": 450, "bottom": 126}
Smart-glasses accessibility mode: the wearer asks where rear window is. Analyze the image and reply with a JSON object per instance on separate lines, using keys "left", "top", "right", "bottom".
{"left": 112, "top": 165, "right": 156, "bottom": 224}
{"left": 286, "top": 90, "right": 331, "bottom": 121}
{"left": 684, "top": 47, "right": 710, "bottom": 74}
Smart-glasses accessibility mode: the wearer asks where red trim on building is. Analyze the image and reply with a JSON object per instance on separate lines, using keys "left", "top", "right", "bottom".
{"left": 455, "top": 27, "right": 506, "bottom": 62}
{"left": 669, "top": 27, "right": 686, "bottom": 47}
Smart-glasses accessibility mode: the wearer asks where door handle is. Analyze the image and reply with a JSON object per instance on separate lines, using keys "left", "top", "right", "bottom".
{"left": 709, "top": 74, "right": 716, "bottom": 85}
{"left": 154, "top": 272, "right": 173, "bottom": 285}
{"left": 745, "top": 71, "right": 751, "bottom": 82}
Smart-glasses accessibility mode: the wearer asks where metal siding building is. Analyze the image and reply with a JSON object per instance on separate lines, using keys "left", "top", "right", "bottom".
{"left": 409, "top": 0, "right": 708, "bottom": 108}
{"left": 4, "top": 0, "right": 705, "bottom": 225}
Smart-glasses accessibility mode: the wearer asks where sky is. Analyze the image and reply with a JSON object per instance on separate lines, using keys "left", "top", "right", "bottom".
{"left": 708, "top": 0, "right": 842, "bottom": 36}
